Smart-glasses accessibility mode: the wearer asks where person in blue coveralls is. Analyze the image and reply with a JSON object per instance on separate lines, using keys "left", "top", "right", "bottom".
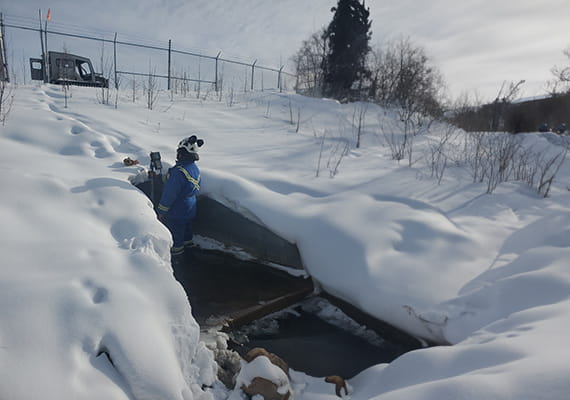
{"left": 157, "top": 135, "right": 204, "bottom": 262}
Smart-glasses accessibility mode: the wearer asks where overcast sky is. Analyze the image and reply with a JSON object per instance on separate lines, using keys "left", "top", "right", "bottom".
{"left": 3, "top": 0, "right": 570, "bottom": 101}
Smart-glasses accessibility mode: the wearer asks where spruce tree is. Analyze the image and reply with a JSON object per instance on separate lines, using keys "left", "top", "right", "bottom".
{"left": 322, "top": 0, "right": 371, "bottom": 99}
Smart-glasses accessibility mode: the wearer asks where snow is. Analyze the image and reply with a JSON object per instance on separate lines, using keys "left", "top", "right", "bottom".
{"left": 234, "top": 356, "right": 291, "bottom": 395}
{"left": 1, "top": 83, "right": 570, "bottom": 400}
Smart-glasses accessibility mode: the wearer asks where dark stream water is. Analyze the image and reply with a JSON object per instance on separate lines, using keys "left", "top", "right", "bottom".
{"left": 231, "top": 302, "right": 412, "bottom": 379}
{"left": 173, "top": 248, "right": 418, "bottom": 379}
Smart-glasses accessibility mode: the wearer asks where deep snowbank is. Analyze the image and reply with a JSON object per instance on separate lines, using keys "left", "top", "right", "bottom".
{"left": 0, "top": 86, "right": 216, "bottom": 400}
{"left": 1, "top": 84, "right": 569, "bottom": 400}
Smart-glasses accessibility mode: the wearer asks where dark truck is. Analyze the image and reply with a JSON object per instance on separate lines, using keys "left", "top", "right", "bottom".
{"left": 30, "top": 51, "right": 109, "bottom": 88}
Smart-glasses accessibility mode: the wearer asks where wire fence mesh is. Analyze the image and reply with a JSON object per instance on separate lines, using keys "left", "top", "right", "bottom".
{"left": 1, "top": 13, "right": 297, "bottom": 93}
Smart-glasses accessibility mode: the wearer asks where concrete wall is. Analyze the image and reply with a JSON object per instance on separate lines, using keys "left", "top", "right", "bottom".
{"left": 136, "top": 178, "right": 304, "bottom": 270}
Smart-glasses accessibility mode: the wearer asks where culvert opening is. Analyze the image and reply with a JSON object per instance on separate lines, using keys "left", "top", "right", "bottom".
{"left": 132, "top": 172, "right": 422, "bottom": 381}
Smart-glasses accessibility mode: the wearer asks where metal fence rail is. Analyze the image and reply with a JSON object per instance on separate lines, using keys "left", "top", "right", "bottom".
{"left": 1, "top": 15, "right": 296, "bottom": 92}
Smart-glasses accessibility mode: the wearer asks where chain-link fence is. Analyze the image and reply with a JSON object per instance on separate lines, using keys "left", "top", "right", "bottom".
{"left": 1, "top": 13, "right": 296, "bottom": 93}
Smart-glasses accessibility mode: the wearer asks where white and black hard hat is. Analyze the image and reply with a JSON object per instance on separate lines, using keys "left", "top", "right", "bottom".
{"left": 178, "top": 135, "right": 204, "bottom": 154}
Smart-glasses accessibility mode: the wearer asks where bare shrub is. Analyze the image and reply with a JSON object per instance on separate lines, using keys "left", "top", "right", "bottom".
{"left": 144, "top": 65, "right": 160, "bottom": 110}
{"left": 463, "top": 131, "right": 489, "bottom": 183}
{"left": 63, "top": 80, "right": 71, "bottom": 108}
{"left": 426, "top": 125, "right": 458, "bottom": 184}
{"left": 130, "top": 77, "right": 138, "bottom": 103}
{"left": 96, "top": 43, "right": 113, "bottom": 106}
{"left": 511, "top": 146, "right": 567, "bottom": 197}
{"left": 217, "top": 71, "right": 225, "bottom": 103}
{"left": 113, "top": 72, "right": 121, "bottom": 109}
{"left": 226, "top": 83, "right": 235, "bottom": 107}
{"left": 314, "top": 129, "right": 350, "bottom": 178}
{"left": 382, "top": 126, "right": 406, "bottom": 162}
{"left": 536, "top": 149, "right": 567, "bottom": 197}
{"left": 460, "top": 131, "right": 567, "bottom": 196}
{"left": 381, "top": 109, "right": 433, "bottom": 166}
{"left": 511, "top": 146, "right": 538, "bottom": 186}
{"left": 481, "top": 134, "right": 522, "bottom": 193}
{"left": 461, "top": 132, "right": 523, "bottom": 192}
{"left": 353, "top": 102, "right": 368, "bottom": 148}
{"left": 327, "top": 137, "right": 350, "bottom": 177}
{"left": 315, "top": 129, "right": 327, "bottom": 178}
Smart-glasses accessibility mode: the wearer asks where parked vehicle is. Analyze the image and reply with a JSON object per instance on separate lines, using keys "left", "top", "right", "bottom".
{"left": 30, "top": 51, "right": 108, "bottom": 88}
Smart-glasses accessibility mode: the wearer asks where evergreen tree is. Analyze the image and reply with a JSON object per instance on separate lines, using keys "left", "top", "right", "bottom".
{"left": 322, "top": 0, "right": 371, "bottom": 99}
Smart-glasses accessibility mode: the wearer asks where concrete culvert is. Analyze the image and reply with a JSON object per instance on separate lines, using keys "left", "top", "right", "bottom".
{"left": 132, "top": 173, "right": 424, "bottom": 385}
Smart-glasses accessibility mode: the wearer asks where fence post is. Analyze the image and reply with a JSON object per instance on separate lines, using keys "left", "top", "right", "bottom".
{"left": 215, "top": 51, "right": 221, "bottom": 92}
{"left": 278, "top": 66, "right": 284, "bottom": 93}
{"left": 113, "top": 32, "right": 118, "bottom": 89}
{"left": 44, "top": 16, "right": 49, "bottom": 81}
{"left": 251, "top": 59, "right": 257, "bottom": 91}
{"left": 167, "top": 39, "right": 172, "bottom": 91}
{"left": 38, "top": 10, "right": 47, "bottom": 83}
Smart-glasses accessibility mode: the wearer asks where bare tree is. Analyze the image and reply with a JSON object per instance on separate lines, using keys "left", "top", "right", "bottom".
{"left": 487, "top": 80, "right": 525, "bottom": 131}
{"left": 292, "top": 28, "right": 328, "bottom": 96}
{"left": 368, "top": 37, "right": 445, "bottom": 117}
{"left": 549, "top": 46, "right": 570, "bottom": 94}
{"left": 97, "top": 43, "right": 113, "bottom": 106}
{"left": 0, "top": 78, "right": 14, "bottom": 126}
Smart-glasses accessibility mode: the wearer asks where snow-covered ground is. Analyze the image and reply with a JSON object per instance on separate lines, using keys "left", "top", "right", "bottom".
{"left": 1, "top": 84, "right": 569, "bottom": 400}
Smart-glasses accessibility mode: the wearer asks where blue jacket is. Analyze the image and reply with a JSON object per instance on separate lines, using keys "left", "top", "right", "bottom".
{"left": 157, "top": 161, "right": 201, "bottom": 220}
